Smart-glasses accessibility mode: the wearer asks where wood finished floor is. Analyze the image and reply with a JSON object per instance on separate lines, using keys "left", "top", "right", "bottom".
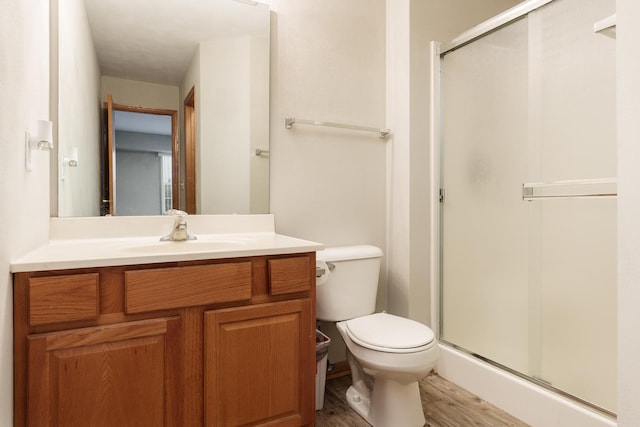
{"left": 316, "top": 373, "right": 530, "bottom": 427}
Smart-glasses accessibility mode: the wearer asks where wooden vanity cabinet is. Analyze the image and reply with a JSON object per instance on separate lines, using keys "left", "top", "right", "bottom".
{"left": 25, "top": 317, "right": 182, "bottom": 427}
{"left": 205, "top": 299, "right": 313, "bottom": 427}
{"left": 14, "top": 253, "right": 316, "bottom": 427}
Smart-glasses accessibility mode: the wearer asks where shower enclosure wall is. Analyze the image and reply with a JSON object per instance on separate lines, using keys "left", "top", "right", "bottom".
{"left": 438, "top": 0, "right": 616, "bottom": 415}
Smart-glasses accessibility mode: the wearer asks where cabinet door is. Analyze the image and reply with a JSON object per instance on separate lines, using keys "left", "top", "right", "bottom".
{"left": 205, "top": 299, "right": 315, "bottom": 427}
{"left": 27, "top": 317, "right": 182, "bottom": 427}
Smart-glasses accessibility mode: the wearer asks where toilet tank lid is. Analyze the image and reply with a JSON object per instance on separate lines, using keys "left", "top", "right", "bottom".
{"left": 316, "top": 245, "right": 383, "bottom": 262}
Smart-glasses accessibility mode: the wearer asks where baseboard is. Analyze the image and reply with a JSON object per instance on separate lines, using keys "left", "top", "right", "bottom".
{"left": 436, "top": 344, "right": 617, "bottom": 427}
{"left": 326, "top": 360, "right": 350, "bottom": 380}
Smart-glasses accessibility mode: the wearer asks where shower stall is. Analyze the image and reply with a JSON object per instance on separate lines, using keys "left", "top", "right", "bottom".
{"left": 437, "top": 0, "right": 616, "bottom": 416}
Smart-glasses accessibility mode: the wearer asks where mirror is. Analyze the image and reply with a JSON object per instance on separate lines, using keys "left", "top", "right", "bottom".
{"left": 52, "top": 0, "right": 270, "bottom": 217}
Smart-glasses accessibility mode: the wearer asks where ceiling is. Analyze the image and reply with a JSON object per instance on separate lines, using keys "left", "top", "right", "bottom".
{"left": 83, "top": 0, "right": 269, "bottom": 85}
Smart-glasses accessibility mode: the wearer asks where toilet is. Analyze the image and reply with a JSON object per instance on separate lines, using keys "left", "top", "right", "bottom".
{"left": 316, "top": 245, "right": 438, "bottom": 427}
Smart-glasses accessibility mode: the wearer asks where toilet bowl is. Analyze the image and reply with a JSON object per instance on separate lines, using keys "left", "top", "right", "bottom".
{"left": 337, "top": 313, "right": 438, "bottom": 427}
{"left": 316, "top": 245, "right": 438, "bottom": 427}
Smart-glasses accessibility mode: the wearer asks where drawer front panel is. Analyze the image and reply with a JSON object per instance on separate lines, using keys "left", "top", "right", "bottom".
{"left": 268, "top": 256, "right": 312, "bottom": 295}
{"left": 125, "top": 262, "right": 252, "bottom": 313}
{"left": 29, "top": 274, "right": 99, "bottom": 326}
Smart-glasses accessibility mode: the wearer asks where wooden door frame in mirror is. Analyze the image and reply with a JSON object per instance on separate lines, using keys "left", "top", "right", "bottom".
{"left": 184, "top": 87, "right": 196, "bottom": 214}
{"left": 102, "top": 101, "right": 179, "bottom": 214}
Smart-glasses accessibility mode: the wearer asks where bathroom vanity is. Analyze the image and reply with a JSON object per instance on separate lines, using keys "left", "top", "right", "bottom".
{"left": 11, "top": 215, "right": 321, "bottom": 427}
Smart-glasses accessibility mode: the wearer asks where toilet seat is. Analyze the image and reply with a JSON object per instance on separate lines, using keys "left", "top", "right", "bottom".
{"left": 345, "top": 312, "right": 435, "bottom": 354}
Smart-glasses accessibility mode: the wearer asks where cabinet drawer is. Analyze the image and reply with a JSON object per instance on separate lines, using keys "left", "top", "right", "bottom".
{"left": 28, "top": 273, "right": 99, "bottom": 326}
{"left": 125, "top": 262, "right": 252, "bottom": 313}
{"left": 268, "top": 256, "right": 312, "bottom": 295}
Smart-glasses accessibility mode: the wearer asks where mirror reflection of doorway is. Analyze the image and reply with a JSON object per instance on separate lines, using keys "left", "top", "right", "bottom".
{"left": 184, "top": 86, "right": 196, "bottom": 214}
{"left": 108, "top": 106, "right": 178, "bottom": 215}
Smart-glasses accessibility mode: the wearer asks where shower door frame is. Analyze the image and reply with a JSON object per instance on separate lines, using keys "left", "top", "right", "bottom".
{"left": 429, "top": 0, "right": 616, "bottom": 418}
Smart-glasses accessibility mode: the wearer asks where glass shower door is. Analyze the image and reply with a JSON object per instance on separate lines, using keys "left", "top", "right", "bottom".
{"left": 440, "top": 16, "right": 531, "bottom": 374}
{"left": 440, "top": 0, "right": 616, "bottom": 413}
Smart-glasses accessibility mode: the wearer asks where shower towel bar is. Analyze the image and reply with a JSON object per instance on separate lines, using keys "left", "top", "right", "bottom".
{"left": 285, "top": 117, "right": 390, "bottom": 138}
{"left": 522, "top": 178, "right": 617, "bottom": 200}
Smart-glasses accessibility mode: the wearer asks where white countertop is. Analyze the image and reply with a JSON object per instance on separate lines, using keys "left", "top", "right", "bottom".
{"left": 11, "top": 215, "right": 323, "bottom": 273}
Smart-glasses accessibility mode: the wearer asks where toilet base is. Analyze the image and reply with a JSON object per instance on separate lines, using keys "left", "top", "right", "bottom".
{"left": 345, "top": 378, "right": 426, "bottom": 427}
{"left": 346, "top": 384, "right": 371, "bottom": 420}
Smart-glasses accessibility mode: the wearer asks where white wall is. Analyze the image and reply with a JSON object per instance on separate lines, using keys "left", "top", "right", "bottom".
{"left": 181, "top": 34, "right": 269, "bottom": 215}
{"left": 617, "top": 0, "right": 640, "bottom": 425}
{"left": 0, "top": 0, "right": 51, "bottom": 424}
{"left": 55, "top": 0, "right": 102, "bottom": 217}
{"left": 101, "top": 76, "right": 179, "bottom": 111}
{"left": 250, "top": 36, "right": 271, "bottom": 214}
{"left": 199, "top": 37, "right": 252, "bottom": 214}
{"left": 267, "top": 0, "right": 387, "bottom": 361}
{"left": 268, "top": 0, "right": 387, "bottom": 272}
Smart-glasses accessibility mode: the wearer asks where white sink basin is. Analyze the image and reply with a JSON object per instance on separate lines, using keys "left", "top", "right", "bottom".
{"left": 123, "top": 239, "right": 249, "bottom": 254}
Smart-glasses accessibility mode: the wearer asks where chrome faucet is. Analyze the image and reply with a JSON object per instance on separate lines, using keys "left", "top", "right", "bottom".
{"left": 161, "top": 209, "right": 197, "bottom": 241}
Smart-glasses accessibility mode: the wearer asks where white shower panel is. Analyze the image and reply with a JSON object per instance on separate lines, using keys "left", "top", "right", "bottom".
{"left": 440, "top": 0, "right": 616, "bottom": 414}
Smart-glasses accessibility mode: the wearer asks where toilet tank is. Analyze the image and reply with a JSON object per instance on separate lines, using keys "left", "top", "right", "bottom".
{"left": 315, "top": 245, "right": 383, "bottom": 322}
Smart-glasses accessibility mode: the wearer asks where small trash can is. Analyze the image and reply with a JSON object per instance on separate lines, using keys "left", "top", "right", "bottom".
{"left": 315, "top": 329, "right": 331, "bottom": 410}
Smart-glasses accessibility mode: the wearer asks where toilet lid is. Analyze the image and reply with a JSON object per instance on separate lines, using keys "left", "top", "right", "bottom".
{"left": 345, "top": 312, "right": 435, "bottom": 353}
